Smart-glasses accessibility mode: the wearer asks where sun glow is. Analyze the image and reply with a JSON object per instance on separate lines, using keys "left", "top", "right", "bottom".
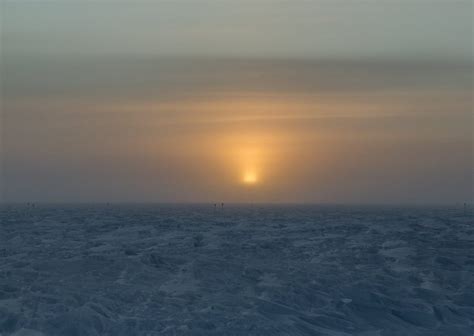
{"left": 242, "top": 171, "right": 258, "bottom": 185}
{"left": 237, "top": 147, "right": 263, "bottom": 186}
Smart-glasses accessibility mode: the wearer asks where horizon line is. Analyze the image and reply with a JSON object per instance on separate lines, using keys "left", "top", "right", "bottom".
{"left": 0, "top": 201, "right": 471, "bottom": 207}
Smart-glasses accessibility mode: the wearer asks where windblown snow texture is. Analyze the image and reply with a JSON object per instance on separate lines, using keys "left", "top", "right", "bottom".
{"left": 0, "top": 205, "right": 473, "bottom": 335}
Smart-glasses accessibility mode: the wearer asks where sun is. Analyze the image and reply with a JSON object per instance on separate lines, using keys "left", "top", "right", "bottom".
{"left": 242, "top": 171, "right": 258, "bottom": 185}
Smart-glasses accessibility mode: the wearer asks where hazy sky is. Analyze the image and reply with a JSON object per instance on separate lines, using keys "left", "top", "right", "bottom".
{"left": 1, "top": 1, "right": 473, "bottom": 203}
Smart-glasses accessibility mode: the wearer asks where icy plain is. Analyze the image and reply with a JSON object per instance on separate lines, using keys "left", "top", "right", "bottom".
{"left": 0, "top": 204, "right": 473, "bottom": 335}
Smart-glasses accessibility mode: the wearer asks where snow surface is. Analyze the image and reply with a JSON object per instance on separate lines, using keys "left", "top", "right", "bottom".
{"left": 0, "top": 204, "right": 473, "bottom": 335}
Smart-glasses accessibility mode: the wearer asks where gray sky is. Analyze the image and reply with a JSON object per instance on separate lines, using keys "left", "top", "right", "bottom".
{"left": 1, "top": 1, "right": 473, "bottom": 203}
{"left": 2, "top": 1, "right": 472, "bottom": 60}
